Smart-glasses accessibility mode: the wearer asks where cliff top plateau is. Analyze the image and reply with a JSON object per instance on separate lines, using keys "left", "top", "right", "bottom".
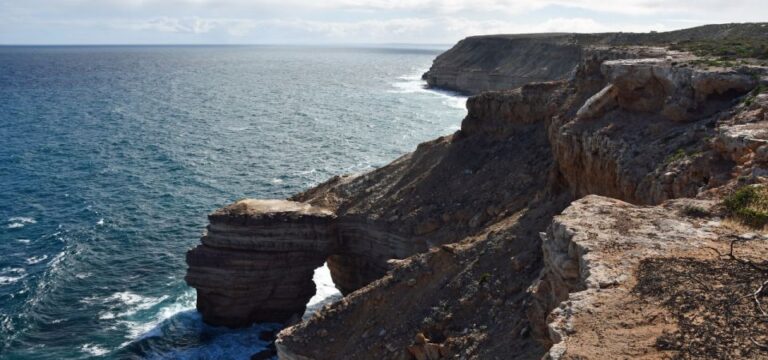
{"left": 423, "top": 22, "right": 768, "bottom": 95}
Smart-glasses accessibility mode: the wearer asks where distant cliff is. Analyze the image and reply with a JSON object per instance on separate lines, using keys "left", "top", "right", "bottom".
{"left": 423, "top": 23, "right": 768, "bottom": 94}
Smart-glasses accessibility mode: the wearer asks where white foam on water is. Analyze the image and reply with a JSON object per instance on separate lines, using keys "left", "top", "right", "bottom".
{"left": 143, "top": 322, "right": 281, "bottom": 360}
{"left": 0, "top": 268, "right": 26, "bottom": 286}
{"left": 100, "top": 312, "right": 116, "bottom": 320}
{"left": 16, "top": 239, "right": 31, "bottom": 244}
{"left": 104, "top": 291, "right": 171, "bottom": 318}
{"left": 47, "top": 251, "right": 66, "bottom": 271}
{"left": 81, "top": 343, "right": 109, "bottom": 356}
{"left": 97, "top": 218, "right": 104, "bottom": 226}
{"left": 117, "top": 290, "right": 196, "bottom": 342}
{"left": 0, "top": 276, "right": 25, "bottom": 285}
{"left": 389, "top": 70, "right": 468, "bottom": 112}
{"left": 25, "top": 255, "right": 48, "bottom": 265}
{"left": 389, "top": 72, "right": 428, "bottom": 94}
{"left": 303, "top": 262, "right": 342, "bottom": 320}
{"left": 442, "top": 95, "right": 468, "bottom": 110}
{"left": 7, "top": 217, "right": 36, "bottom": 229}
{"left": 8, "top": 217, "right": 36, "bottom": 224}
{"left": 271, "top": 178, "right": 283, "bottom": 184}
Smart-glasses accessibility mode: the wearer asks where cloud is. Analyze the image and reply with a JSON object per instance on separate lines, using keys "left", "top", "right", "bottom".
{"left": 122, "top": 16, "right": 215, "bottom": 33}
{"left": 38, "top": 0, "right": 767, "bottom": 16}
{"left": 1, "top": 0, "right": 766, "bottom": 44}
{"left": 100, "top": 15, "right": 670, "bottom": 43}
{"left": 110, "top": 17, "right": 435, "bottom": 39}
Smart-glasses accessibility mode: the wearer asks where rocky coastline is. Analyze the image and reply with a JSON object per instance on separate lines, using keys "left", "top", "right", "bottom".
{"left": 185, "top": 23, "right": 768, "bottom": 359}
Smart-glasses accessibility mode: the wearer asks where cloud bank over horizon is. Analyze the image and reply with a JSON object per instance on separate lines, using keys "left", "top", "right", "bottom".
{"left": 1, "top": 0, "right": 766, "bottom": 44}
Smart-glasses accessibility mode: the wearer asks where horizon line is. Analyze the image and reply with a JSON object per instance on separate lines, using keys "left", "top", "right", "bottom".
{"left": 0, "top": 42, "right": 454, "bottom": 47}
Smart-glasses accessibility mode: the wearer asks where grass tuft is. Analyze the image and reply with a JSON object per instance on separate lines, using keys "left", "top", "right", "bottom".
{"left": 723, "top": 184, "right": 768, "bottom": 228}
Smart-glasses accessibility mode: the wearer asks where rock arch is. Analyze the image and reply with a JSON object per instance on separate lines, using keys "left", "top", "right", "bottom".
{"left": 185, "top": 199, "right": 426, "bottom": 327}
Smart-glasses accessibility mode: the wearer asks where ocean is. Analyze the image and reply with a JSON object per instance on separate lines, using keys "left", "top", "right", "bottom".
{"left": 0, "top": 45, "right": 466, "bottom": 359}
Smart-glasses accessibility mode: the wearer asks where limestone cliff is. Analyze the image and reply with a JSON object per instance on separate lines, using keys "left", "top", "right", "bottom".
{"left": 423, "top": 22, "right": 768, "bottom": 94}
{"left": 183, "top": 23, "right": 768, "bottom": 360}
{"left": 185, "top": 200, "right": 336, "bottom": 326}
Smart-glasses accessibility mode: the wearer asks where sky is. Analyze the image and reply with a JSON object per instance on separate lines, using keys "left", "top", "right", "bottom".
{"left": 0, "top": 0, "right": 767, "bottom": 45}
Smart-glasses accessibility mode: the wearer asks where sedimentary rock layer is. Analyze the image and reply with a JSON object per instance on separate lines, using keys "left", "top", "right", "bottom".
{"left": 185, "top": 199, "right": 336, "bottom": 327}
{"left": 423, "top": 23, "right": 768, "bottom": 94}
{"left": 422, "top": 35, "right": 583, "bottom": 95}
{"left": 549, "top": 56, "right": 756, "bottom": 205}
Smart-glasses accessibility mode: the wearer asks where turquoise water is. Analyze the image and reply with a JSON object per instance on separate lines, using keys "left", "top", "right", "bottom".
{"left": 0, "top": 45, "right": 466, "bottom": 359}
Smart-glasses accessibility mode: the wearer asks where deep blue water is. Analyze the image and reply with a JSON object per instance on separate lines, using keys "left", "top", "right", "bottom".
{"left": 0, "top": 45, "right": 465, "bottom": 359}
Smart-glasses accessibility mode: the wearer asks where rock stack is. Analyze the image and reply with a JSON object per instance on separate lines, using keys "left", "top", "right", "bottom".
{"left": 185, "top": 199, "right": 336, "bottom": 327}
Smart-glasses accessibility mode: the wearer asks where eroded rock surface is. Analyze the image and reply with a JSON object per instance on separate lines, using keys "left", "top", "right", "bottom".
{"left": 550, "top": 55, "right": 761, "bottom": 205}
{"left": 182, "top": 24, "right": 768, "bottom": 360}
{"left": 185, "top": 200, "right": 336, "bottom": 326}
{"left": 532, "top": 196, "right": 768, "bottom": 359}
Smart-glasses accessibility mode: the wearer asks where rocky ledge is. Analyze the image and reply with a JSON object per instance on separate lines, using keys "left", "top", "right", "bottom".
{"left": 185, "top": 23, "right": 768, "bottom": 360}
{"left": 535, "top": 196, "right": 768, "bottom": 359}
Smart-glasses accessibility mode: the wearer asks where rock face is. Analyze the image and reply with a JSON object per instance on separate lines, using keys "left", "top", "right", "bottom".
{"left": 422, "top": 34, "right": 583, "bottom": 95}
{"left": 423, "top": 23, "right": 768, "bottom": 94}
{"left": 550, "top": 56, "right": 757, "bottom": 205}
{"left": 183, "top": 24, "right": 768, "bottom": 360}
{"left": 185, "top": 200, "right": 336, "bottom": 327}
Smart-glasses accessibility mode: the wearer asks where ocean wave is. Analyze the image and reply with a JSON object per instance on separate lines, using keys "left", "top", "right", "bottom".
{"left": 114, "top": 290, "right": 194, "bottom": 341}
{"left": 103, "top": 291, "right": 171, "bottom": 319}
{"left": 25, "top": 255, "right": 48, "bottom": 265}
{"left": 442, "top": 95, "right": 468, "bottom": 110}
{"left": 81, "top": 343, "right": 109, "bottom": 356}
{"left": 389, "top": 73, "right": 427, "bottom": 94}
{"left": 0, "top": 268, "right": 26, "bottom": 286}
{"left": 7, "top": 217, "right": 36, "bottom": 229}
{"left": 388, "top": 70, "right": 468, "bottom": 111}
{"left": 16, "top": 239, "right": 31, "bottom": 244}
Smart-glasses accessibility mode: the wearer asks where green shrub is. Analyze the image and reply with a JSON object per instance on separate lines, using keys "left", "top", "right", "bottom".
{"left": 665, "top": 149, "right": 688, "bottom": 164}
{"left": 723, "top": 185, "right": 768, "bottom": 227}
{"left": 672, "top": 39, "right": 768, "bottom": 60}
{"left": 682, "top": 205, "right": 710, "bottom": 218}
{"left": 743, "top": 84, "right": 768, "bottom": 106}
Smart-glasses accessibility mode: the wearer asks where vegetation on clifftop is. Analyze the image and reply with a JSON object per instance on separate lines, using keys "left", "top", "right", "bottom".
{"left": 671, "top": 39, "right": 768, "bottom": 60}
{"left": 724, "top": 184, "right": 768, "bottom": 228}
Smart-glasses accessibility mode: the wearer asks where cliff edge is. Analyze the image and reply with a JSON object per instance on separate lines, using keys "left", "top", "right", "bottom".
{"left": 423, "top": 23, "right": 768, "bottom": 94}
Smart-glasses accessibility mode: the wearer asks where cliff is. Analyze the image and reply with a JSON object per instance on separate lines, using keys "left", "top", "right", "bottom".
{"left": 183, "top": 23, "right": 768, "bottom": 360}
{"left": 423, "top": 22, "right": 768, "bottom": 94}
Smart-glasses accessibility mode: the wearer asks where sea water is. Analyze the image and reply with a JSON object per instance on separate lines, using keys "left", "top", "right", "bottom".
{"left": 0, "top": 45, "right": 466, "bottom": 359}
